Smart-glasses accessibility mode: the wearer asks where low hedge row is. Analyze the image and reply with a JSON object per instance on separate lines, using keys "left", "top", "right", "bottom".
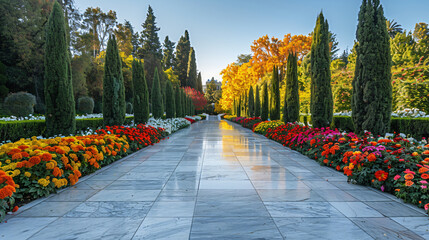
{"left": 0, "top": 117, "right": 134, "bottom": 142}
{"left": 299, "top": 115, "right": 429, "bottom": 140}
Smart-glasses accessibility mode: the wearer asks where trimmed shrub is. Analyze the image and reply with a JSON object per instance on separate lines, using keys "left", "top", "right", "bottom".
{"left": 77, "top": 96, "right": 94, "bottom": 114}
{"left": 4, "top": 92, "right": 36, "bottom": 117}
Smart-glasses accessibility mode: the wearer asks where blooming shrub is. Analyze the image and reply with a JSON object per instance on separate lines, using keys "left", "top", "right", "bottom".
{"left": 228, "top": 117, "right": 429, "bottom": 215}
{"left": 239, "top": 117, "right": 262, "bottom": 129}
{"left": 253, "top": 120, "right": 284, "bottom": 135}
{"left": 146, "top": 118, "right": 190, "bottom": 134}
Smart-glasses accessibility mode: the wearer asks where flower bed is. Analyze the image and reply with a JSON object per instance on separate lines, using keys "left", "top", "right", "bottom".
{"left": 146, "top": 118, "right": 190, "bottom": 134}
{"left": 226, "top": 117, "right": 429, "bottom": 214}
{"left": 0, "top": 124, "right": 166, "bottom": 222}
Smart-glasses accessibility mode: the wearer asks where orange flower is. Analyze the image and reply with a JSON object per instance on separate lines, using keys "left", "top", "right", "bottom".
{"left": 404, "top": 173, "right": 414, "bottom": 180}
{"left": 12, "top": 152, "right": 23, "bottom": 161}
{"left": 418, "top": 167, "right": 429, "bottom": 173}
{"left": 411, "top": 152, "right": 419, "bottom": 157}
{"left": 423, "top": 150, "right": 429, "bottom": 155}
{"left": 421, "top": 173, "right": 429, "bottom": 180}
{"left": 374, "top": 170, "right": 388, "bottom": 181}
{"left": 405, "top": 180, "right": 414, "bottom": 187}
{"left": 41, "top": 153, "right": 52, "bottom": 161}
{"left": 29, "top": 156, "right": 41, "bottom": 165}
{"left": 61, "top": 156, "right": 69, "bottom": 165}
{"left": 52, "top": 167, "right": 62, "bottom": 177}
{"left": 367, "top": 153, "right": 377, "bottom": 162}
{"left": 370, "top": 141, "right": 377, "bottom": 146}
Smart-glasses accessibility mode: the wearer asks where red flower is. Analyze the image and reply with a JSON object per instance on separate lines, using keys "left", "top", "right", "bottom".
{"left": 375, "top": 170, "right": 388, "bottom": 181}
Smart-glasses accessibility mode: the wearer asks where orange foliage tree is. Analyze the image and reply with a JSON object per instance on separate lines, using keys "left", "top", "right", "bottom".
{"left": 220, "top": 34, "right": 312, "bottom": 111}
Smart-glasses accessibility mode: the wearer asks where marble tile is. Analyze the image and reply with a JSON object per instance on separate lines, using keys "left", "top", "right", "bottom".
{"left": 146, "top": 201, "right": 195, "bottom": 217}
{"left": 264, "top": 202, "right": 344, "bottom": 218}
{"left": 18, "top": 201, "right": 81, "bottom": 217}
{"left": 351, "top": 217, "right": 425, "bottom": 240}
{"left": 197, "top": 189, "right": 260, "bottom": 202}
{"left": 330, "top": 181, "right": 370, "bottom": 190}
{"left": 246, "top": 171, "right": 298, "bottom": 181}
{"left": 200, "top": 171, "right": 249, "bottom": 180}
{"left": 257, "top": 189, "right": 325, "bottom": 202}
{"left": 199, "top": 180, "right": 254, "bottom": 189}
{"left": 345, "top": 190, "right": 393, "bottom": 201}
{"left": 163, "top": 179, "right": 200, "bottom": 190}
{"left": 365, "top": 202, "right": 427, "bottom": 217}
{"left": 45, "top": 189, "right": 98, "bottom": 202}
{"left": 105, "top": 180, "right": 165, "bottom": 190}
{"left": 252, "top": 180, "right": 310, "bottom": 190}
{"left": 274, "top": 217, "right": 373, "bottom": 240}
{"left": 391, "top": 217, "right": 429, "bottom": 238}
{"left": 330, "top": 202, "right": 383, "bottom": 217}
{"left": 302, "top": 180, "right": 339, "bottom": 190}
{"left": 190, "top": 217, "right": 283, "bottom": 239}
{"left": 195, "top": 201, "right": 270, "bottom": 217}
{"left": 88, "top": 190, "right": 160, "bottom": 202}
{"left": 72, "top": 180, "right": 114, "bottom": 190}
{"left": 0, "top": 217, "right": 58, "bottom": 240}
{"left": 65, "top": 201, "right": 152, "bottom": 218}
{"left": 156, "top": 190, "right": 197, "bottom": 202}
{"left": 133, "top": 217, "right": 192, "bottom": 240}
{"left": 313, "top": 189, "right": 358, "bottom": 201}
{"left": 29, "top": 217, "right": 142, "bottom": 240}
{"left": 118, "top": 172, "right": 172, "bottom": 181}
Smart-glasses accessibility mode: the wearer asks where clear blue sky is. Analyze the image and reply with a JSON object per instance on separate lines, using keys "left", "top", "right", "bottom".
{"left": 75, "top": 0, "right": 428, "bottom": 84}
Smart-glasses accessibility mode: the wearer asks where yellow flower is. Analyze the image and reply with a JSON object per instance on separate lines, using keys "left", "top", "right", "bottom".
{"left": 38, "top": 178, "right": 50, "bottom": 187}
{"left": 24, "top": 172, "right": 31, "bottom": 177}
{"left": 5, "top": 159, "right": 11, "bottom": 164}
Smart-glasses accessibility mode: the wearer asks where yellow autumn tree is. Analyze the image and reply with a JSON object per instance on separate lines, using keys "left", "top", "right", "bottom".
{"left": 220, "top": 34, "right": 312, "bottom": 111}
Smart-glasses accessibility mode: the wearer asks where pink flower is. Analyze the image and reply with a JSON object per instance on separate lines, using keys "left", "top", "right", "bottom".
{"left": 380, "top": 185, "right": 385, "bottom": 192}
{"left": 394, "top": 175, "right": 401, "bottom": 181}
{"left": 425, "top": 203, "right": 429, "bottom": 211}
{"left": 420, "top": 180, "right": 428, "bottom": 184}
{"left": 404, "top": 169, "right": 416, "bottom": 175}
{"left": 421, "top": 185, "right": 427, "bottom": 189}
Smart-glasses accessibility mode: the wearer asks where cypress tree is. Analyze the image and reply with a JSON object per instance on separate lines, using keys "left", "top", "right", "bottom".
{"left": 162, "top": 36, "right": 175, "bottom": 70}
{"left": 181, "top": 89, "right": 185, "bottom": 116}
{"left": 232, "top": 98, "right": 236, "bottom": 115}
{"left": 284, "top": 52, "right": 300, "bottom": 123}
{"left": 44, "top": 1, "right": 75, "bottom": 136}
{"left": 175, "top": 87, "right": 182, "bottom": 117}
{"left": 310, "top": 12, "right": 333, "bottom": 128}
{"left": 186, "top": 47, "right": 197, "bottom": 88}
{"left": 103, "top": 35, "right": 126, "bottom": 126}
{"left": 151, "top": 67, "right": 163, "bottom": 118}
{"left": 197, "top": 72, "right": 203, "bottom": 92}
{"left": 352, "top": 0, "right": 392, "bottom": 136}
{"left": 132, "top": 60, "right": 149, "bottom": 124}
{"left": 248, "top": 86, "right": 254, "bottom": 117}
{"left": 175, "top": 30, "right": 191, "bottom": 87}
{"left": 261, "top": 83, "right": 269, "bottom": 121}
{"left": 165, "top": 80, "right": 175, "bottom": 118}
{"left": 255, "top": 85, "right": 261, "bottom": 117}
{"left": 270, "top": 66, "right": 280, "bottom": 120}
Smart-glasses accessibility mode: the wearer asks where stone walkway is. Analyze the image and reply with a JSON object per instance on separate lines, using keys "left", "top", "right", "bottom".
{"left": 1, "top": 118, "right": 428, "bottom": 239}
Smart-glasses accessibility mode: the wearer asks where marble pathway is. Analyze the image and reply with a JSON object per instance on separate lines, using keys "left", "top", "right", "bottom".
{"left": 1, "top": 117, "right": 429, "bottom": 239}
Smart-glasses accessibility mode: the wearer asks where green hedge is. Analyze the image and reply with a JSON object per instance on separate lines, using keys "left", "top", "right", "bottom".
{"left": 0, "top": 116, "right": 134, "bottom": 142}
{"left": 299, "top": 115, "right": 429, "bottom": 139}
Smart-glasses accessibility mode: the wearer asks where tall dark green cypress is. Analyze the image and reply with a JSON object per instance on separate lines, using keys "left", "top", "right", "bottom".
{"left": 151, "top": 68, "right": 163, "bottom": 118}
{"left": 162, "top": 36, "right": 175, "bottom": 70}
{"left": 255, "top": 85, "right": 261, "bottom": 117}
{"left": 186, "top": 47, "right": 197, "bottom": 88}
{"left": 284, "top": 52, "right": 300, "bottom": 123}
{"left": 261, "top": 83, "right": 269, "bottom": 121}
{"left": 243, "top": 92, "right": 248, "bottom": 117}
{"left": 44, "top": 1, "right": 75, "bottom": 136}
{"left": 197, "top": 72, "right": 203, "bottom": 92}
{"left": 175, "top": 31, "right": 191, "bottom": 87}
{"left": 248, "top": 86, "right": 254, "bottom": 117}
{"left": 175, "top": 87, "right": 182, "bottom": 117}
{"left": 181, "top": 89, "right": 186, "bottom": 116}
{"left": 270, "top": 66, "right": 280, "bottom": 120}
{"left": 103, "top": 35, "right": 126, "bottom": 126}
{"left": 165, "top": 80, "right": 175, "bottom": 118}
{"left": 310, "top": 12, "right": 333, "bottom": 128}
{"left": 132, "top": 60, "right": 149, "bottom": 124}
{"left": 352, "top": 0, "right": 392, "bottom": 136}
{"left": 237, "top": 97, "right": 241, "bottom": 117}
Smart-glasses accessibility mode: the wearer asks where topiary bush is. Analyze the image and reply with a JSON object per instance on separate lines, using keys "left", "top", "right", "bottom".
{"left": 77, "top": 96, "right": 94, "bottom": 114}
{"left": 126, "top": 102, "right": 133, "bottom": 114}
{"left": 4, "top": 92, "right": 36, "bottom": 117}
